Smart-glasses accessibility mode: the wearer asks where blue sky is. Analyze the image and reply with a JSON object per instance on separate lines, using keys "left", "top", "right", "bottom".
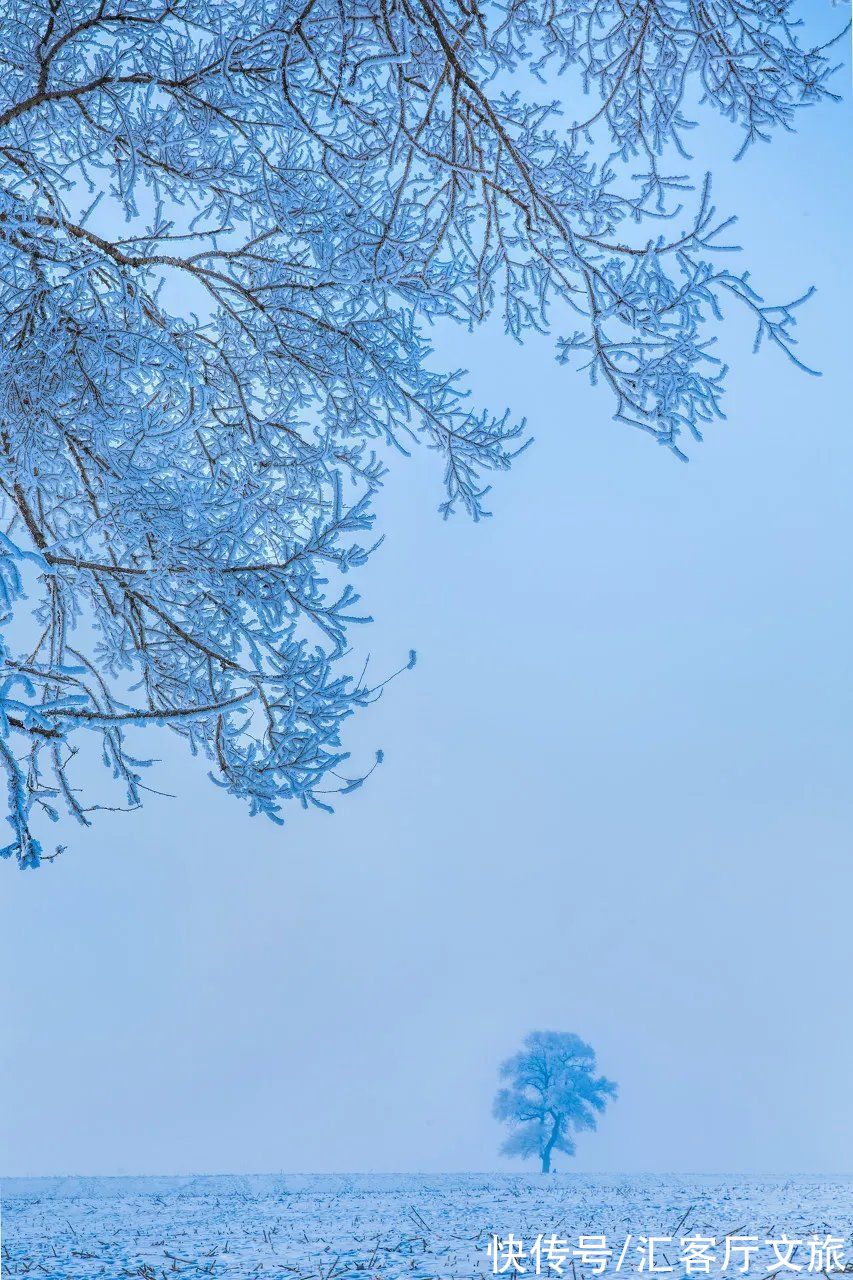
{"left": 1, "top": 10, "right": 851, "bottom": 1177}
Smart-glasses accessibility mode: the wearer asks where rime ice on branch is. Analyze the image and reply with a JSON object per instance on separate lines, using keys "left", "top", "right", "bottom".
{"left": 0, "top": 0, "right": 841, "bottom": 864}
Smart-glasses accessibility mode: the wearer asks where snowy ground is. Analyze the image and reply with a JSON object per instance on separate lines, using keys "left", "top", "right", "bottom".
{"left": 2, "top": 1174, "right": 851, "bottom": 1279}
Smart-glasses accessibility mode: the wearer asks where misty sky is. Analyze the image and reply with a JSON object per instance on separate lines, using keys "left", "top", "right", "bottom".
{"left": 1, "top": 13, "right": 851, "bottom": 1177}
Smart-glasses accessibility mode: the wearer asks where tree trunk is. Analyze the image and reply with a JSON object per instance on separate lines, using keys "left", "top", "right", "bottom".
{"left": 541, "top": 1114, "right": 561, "bottom": 1173}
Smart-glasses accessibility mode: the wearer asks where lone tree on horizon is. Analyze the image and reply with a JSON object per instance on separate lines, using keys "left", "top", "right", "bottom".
{"left": 493, "top": 1031, "right": 616, "bottom": 1172}
{"left": 0, "top": 0, "right": 842, "bottom": 866}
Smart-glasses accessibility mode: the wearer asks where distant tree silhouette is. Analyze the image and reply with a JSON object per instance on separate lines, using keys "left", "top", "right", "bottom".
{"left": 493, "top": 1031, "right": 616, "bottom": 1172}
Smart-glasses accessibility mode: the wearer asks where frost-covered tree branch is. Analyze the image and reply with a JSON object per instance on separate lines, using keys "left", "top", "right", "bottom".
{"left": 0, "top": 0, "right": 841, "bottom": 865}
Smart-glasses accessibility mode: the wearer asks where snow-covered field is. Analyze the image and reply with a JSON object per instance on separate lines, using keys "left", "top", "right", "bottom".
{"left": 2, "top": 1174, "right": 851, "bottom": 1279}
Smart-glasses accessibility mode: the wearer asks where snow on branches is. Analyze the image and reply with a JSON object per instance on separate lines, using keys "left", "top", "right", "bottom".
{"left": 0, "top": 0, "right": 840, "bottom": 863}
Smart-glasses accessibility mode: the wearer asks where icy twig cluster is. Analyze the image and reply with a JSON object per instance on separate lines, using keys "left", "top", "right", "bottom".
{"left": 0, "top": 0, "right": 840, "bottom": 863}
